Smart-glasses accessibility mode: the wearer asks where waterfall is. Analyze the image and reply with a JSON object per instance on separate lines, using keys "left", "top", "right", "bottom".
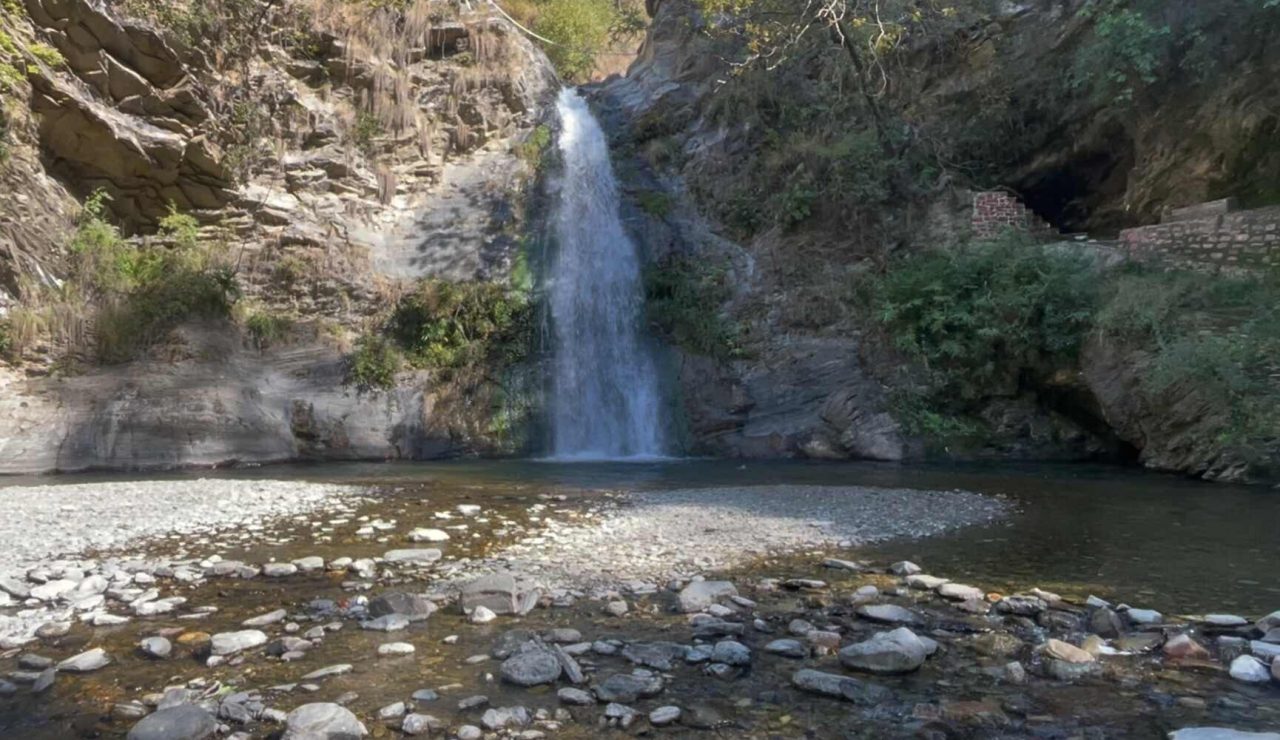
{"left": 546, "top": 88, "right": 666, "bottom": 460}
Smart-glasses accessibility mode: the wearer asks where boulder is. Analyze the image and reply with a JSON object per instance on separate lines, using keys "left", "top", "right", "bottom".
{"left": 210, "top": 630, "right": 268, "bottom": 656}
{"left": 791, "top": 669, "right": 891, "bottom": 704}
{"left": 127, "top": 705, "right": 217, "bottom": 740}
{"left": 592, "top": 672, "right": 664, "bottom": 703}
{"left": 283, "top": 703, "right": 368, "bottom": 739}
{"left": 499, "top": 643, "right": 562, "bottom": 686}
{"left": 838, "top": 627, "right": 928, "bottom": 674}
{"left": 58, "top": 648, "right": 111, "bottom": 672}
{"left": 368, "top": 593, "right": 436, "bottom": 622}
{"left": 677, "top": 581, "right": 738, "bottom": 613}
{"left": 461, "top": 574, "right": 522, "bottom": 615}
{"left": 1163, "top": 634, "right": 1209, "bottom": 660}
{"left": 1229, "top": 655, "right": 1271, "bottom": 683}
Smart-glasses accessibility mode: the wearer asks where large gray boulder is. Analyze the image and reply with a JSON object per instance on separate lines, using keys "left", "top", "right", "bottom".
{"left": 838, "top": 627, "right": 928, "bottom": 674}
{"left": 461, "top": 573, "right": 538, "bottom": 616}
{"left": 499, "top": 643, "right": 562, "bottom": 686}
{"left": 283, "top": 703, "right": 368, "bottom": 739}
{"left": 368, "top": 592, "right": 437, "bottom": 622}
{"left": 127, "top": 705, "right": 217, "bottom": 740}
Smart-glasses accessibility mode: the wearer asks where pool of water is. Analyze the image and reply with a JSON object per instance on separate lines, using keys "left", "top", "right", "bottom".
{"left": 8, "top": 458, "right": 1278, "bottom": 615}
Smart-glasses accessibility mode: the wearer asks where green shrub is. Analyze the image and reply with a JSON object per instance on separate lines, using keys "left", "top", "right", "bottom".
{"left": 533, "top": 0, "right": 615, "bottom": 82}
{"left": 516, "top": 124, "right": 552, "bottom": 169}
{"left": 644, "top": 256, "right": 741, "bottom": 361}
{"left": 871, "top": 235, "right": 1098, "bottom": 416}
{"left": 1072, "top": 3, "right": 1171, "bottom": 104}
{"left": 347, "top": 333, "right": 402, "bottom": 391}
{"left": 0, "top": 319, "right": 11, "bottom": 359}
{"left": 389, "top": 278, "right": 533, "bottom": 374}
{"left": 244, "top": 309, "right": 294, "bottom": 349}
{"left": 96, "top": 266, "right": 239, "bottom": 363}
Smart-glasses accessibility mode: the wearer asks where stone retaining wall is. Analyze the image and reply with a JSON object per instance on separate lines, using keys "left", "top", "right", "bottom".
{"left": 1120, "top": 205, "right": 1280, "bottom": 272}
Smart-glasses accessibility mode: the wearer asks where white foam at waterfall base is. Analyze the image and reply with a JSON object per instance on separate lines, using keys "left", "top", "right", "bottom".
{"left": 547, "top": 88, "right": 667, "bottom": 460}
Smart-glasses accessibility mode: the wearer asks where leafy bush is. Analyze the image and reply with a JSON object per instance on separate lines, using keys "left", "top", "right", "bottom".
{"left": 1072, "top": 2, "right": 1171, "bottom": 104}
{"left": 0, "top": 319, "right": 11, "bottom": 359}
{"left": 644, "top": 256, "right": 740, "bottom": 361}
{"left": 389, "top": 278, "right": 533, "bottom": 374}
{"left": 347, "top": 333, "right": 402, "bottom": 391}
{"left": 533, "top": 0, "right": 615, "bottom": 82}
{"left": 871, "top": 235, "right": 1098, "bottom": 410}
{"left": 516, "top": 124, "right": 552, "bottom": 170}
{"left": 244, "top": 309, "right": 294, "bottom": 349}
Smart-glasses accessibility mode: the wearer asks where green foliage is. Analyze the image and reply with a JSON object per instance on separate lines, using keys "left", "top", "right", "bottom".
{"left": 347, "top": 333, "right": 402, "bottom": 391}
{"left": 389, "top": 278, "right": 533, "bottom": 375}
{"left": 1097, "top": 266, "right": 1280, "bottom": 459}
{"left": 352, "top": 111, "right": 383, "bottom": 153}
{"left": 636, "top": 190, "right": 673, "bottom": 218}
{"left": 533, "top": 0, "right": 615, "bottom": 82}
{"left": 1072, "top": 2, "right": 1170, "bottom": 104}
{"left": 243, "top": 309, "right": 294, "bottom": 350}
{"left": 644, "top": 256, "right": 741, "bottom": 361}
{"left": 871, "top": 235, "right": 1098, "bottom": 420}
{"left": 0, "top": 318, "right": 11, "bottom": 359}
{"left": 516, "top": 124, "right": 552, "bottom": 169}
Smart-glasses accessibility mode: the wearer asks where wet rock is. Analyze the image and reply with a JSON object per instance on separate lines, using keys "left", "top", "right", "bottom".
{"left": 211, "top": 630, "right": 268, "bottom": 656}
{"left": 604, "top": 600, "right": 629, "bottom": 617}
{"left": 368, "top": 593, "right": 437, "bottom": 622}
{"left": 839, "top": 627, "right": 928, "bottom": 674}
{"left": 0, "top": 679, "right": 16, "bottom": 696}
{"left": 557, "top": 687, "right": 594, "bottom": 705}
{"left": 1164, "top": 634, "right": 1210, "bottom": 660}
{"left": 890, "top": 561, "right": 921, "bottom": 576}
{"left": 1088, "top": 607, "right": 1126, "bottom": 638}
{"left": 36, "top": 621, "right": 72, "bottom": 638}
{"left": 499, "top": 643, "right": 562, "bottom": 686}
{"left": 300, "top": 664, "right": 353, "bottom": 680}
{"left": 283, "top": 703, "right": 367, "bottom": 739}
{"left": 970, "top": 632, "right": 1023, "bottom": 658}
{"left": 1005, "top": 661, "right": 1027, "bottom": 684}
{"left": 677, "top": 581, "right": 738, "bottom": 613}
{"left": 377, "top": 642, "right": 415, "bottom": 656}
{"left": 461, "top": 574, "right": 522, "bottom": 615}
{"left": 824, "top": 558, "right": 866, "bottom": 571}
{"left": 1125, "top": 608, "right": 1163, "bottom": 626}
{"left": 593, "top": 672, "right": 664, "bottom": 703}
{"left": 622, "top": 642, "right": 687, "bottom": 670}
{"left": 292, "top": 556, "right": 325, "bottom": 572}
{"left": 792, "top": 669, "right": 891, "bottom": 704}
{"left": 554, "top": 644, "right": 585, "bottom": 684}
{"left": 32, "top": 668, "right": 55, "bottom": 694}
{"left": 457, "top": 726, "right": 482, "bottom": 740}
{"left": 544, "top": 628, "right": 582, "bottom": 643}
{"left": 712, "top": 640, "right": 751, "bottom": 666}
{"left": 378, "top": 702, "right": 406, "bottom": 721}
{"left": 1229, "top": 655, "right": 1270, "bottom": 683}
{"left": 604, "top": 702, "right": 638, "bottom": 727}
{"left": 857, "top": 604, "right": 920, "bottom": 625}
{"left": 1256, "top": 609, "right": 1280, "bottom": 633}
{"left": 691, "top": 619, "right": 744, "bottom": 638}
{"left": 360, "top": 615, "right": 409, "bottom": 632}
{"left": 1115, "top": 634, "right": 1162, "bottom": 653}
{"left": 126, "top": 704, "right": 217, "bottom": 740}
{"left": 19, "top": 654, "right": 54, "bottom": 669}
{"left": 411, "top": 689, "right": 439, "bottom": 702}
{"left": 408, "top": 528, "right": 450, "bottom": 542}
{"left": 384, "top": 549, "right": 442, "bottom": 564}
{"left": 1202, "top": 614, "right": 1249, "bottom": 627}
{"left": 140, "top": 636, "right": 172, "bottom": 659}
{"left": 906, "top": 574, "right": 949, "bottom": 590}
{"left": 996, "top": 595, "right": 1046, "bottom": 616}
{"left": 938, "top": 583, "right": 985, "bottom": 601}
{"left": 242, "top": 609, "right": 287, "bottom": 627}
{"left": 469, "top": 605, "right": 497, "bottom": 624}
{"left": 650, "top": 706, "right": 681, "bottom": 726}
{"left": 58, "top": 648, "right": 111, "bottom": 672}
{"left": 262, "top": 563, "right": 298, "bottom": 578}
{"left": 1251, "top": 641, "right": 1280, "bottom": 660}
{"left": 764, "top": 639, "right": 808, "bottom": 658}
{"left": 481, "top": 706, "right": 530, "bottom": 730}
{"left": 401, "top": 714, "right": 442, "bottom": 735}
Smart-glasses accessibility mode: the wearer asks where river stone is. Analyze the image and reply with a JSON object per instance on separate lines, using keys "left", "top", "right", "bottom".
{"left": 211, "top": 630, "right": 268, "bottom": 655}
{"left": 712, "top": 640, "right": 751, "bottom": 666}
{"left": 677, "top": 581, "right": 738, "bottom": 613}
{"left": 32, "top": 668, "right": 55, "bottom": 693}
{"left": 401, "top": 714, "right": 442, "bottom": 736}
{"left": 283, "top": 703, "right": 367, "bottom": 739}
{"left": 457, "top": 726, "right": 482, "bottom": 740}
{"left": 36, "top": 621, "right": 72, "bottom": 638}
{"left": 764, "top": 639, "right": 808, "bottom": 658}
{"left": 1257, "top": 610, "right": 1280, "bottom": 633}
{"left": 839, "top": 627, "right": 928, "bottom": 674}
{"left": 558, "top": 687, "right": 594, "bottom": 705}
{"left": 58, "top": 648, "right": 111, "bottom": 672}
{"left": 1170, "top": 731, "right": 1280, "bottom": 740}
{"left": 378, "top": 642, "right": 415, "bottom": 656}
{"left": 383, "top": 549, "right": 442, "bottom": 564}
{"left": 1089, "top": 607, "right": 1126, "bottom": 638}
{"left": 622, "top": 642, "right": 687, "bottom": 670}
{"left": 262, "top": 563, "right": 298, "bottom": 578}
{"left": 1203, "top": 614, "right": 1249, "bottom": 627}
{"left": 368, "top": 592, "right": 437, "bottom": 622}
{"left": 126, "top": 705, "right": 217, "bottom": 740}
{"left": 791, "top": 669, "right": 892, "bottom": 704}
{"left": 461, "top": 574, "right": 520, "bottom": 615}
{"left": 0, "top": 680, "right": 16, "bottom": 696}
{"left": 906, "top": 574, "right": 949, "bottom": 590}
{"left": 938, "top": 583, "right": 985, "bottom": 601}
{"left": 650, "top": 706, "right": 681, "bottom": 726}
{"left": 1250, "top": 640, "right": 1280, "bottom": 660}
{"left": 857, "top": 604, "right": 920, "bottom": 625}
{"left": 140, "top": 636, "right": 172, "bottom": 659}
{"left": 499, "top": 643, "right": 562, "bottom": 686}
{"left": 1273, "top": 658, "right": 1280, "bottom": 683}
{"left": 996, "top": 595, "right": 1047, "bottom": 616}
{"left": 293, "top": 556, "right": 325, "bottom": 572}
{"left": 31, "top": 579, "right": 76, "bottom": 601}
{"left": 408, "top": 528, "right": 450, "bottom": 542}
{"left": 469, "top": 606, "right": 497, "bottom": 624}
{"left": 890, "top": 561, "right": 921, "bottom": 576}
{"left": 360, "top": 614, "right": 409, "bottom": 632}
{"left": 1164, "top": 634, "right": 1210, "bottom": 660}
{"left": 301, "top": 664, "right": 353, "bottom": 680}
{"left": 482, "top": 706, "right": 530, "bottom": 731}
{"left": 1230, "top": 655, "right": 1270, "bottom": 682}
{"left": 0, "top": 576, "right": 30, "bottom": 599}
{"left": 593, "top": 672, "right": 664, "bottom": 703}
{"left": 554, "top": 644, "right": 585, "bottom": 684}
{"left": 1043, "top": 639, "right": 1094, "bottom": 664}
{"left": 243, "top": 609, "right": 287, "bottom": 627}
{"left": 20, "top": 654, "right": 54, "bottom": 669}
{"left": 1125, "top": 608, "right": 1163, "bottom": 626}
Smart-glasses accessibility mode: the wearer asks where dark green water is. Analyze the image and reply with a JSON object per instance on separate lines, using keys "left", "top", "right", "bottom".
{"left": 10, "top": 459, "right": 1278, "bottom": 615}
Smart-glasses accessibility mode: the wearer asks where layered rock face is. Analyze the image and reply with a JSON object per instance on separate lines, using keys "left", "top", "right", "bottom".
{"left": 0, "top": 0, "right": 557, "bottom": 472}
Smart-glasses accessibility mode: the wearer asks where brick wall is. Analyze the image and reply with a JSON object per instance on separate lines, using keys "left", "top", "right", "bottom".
{"left": 971, "top": 191, "right": 1054, "bottom": 239}
{"left": 1120, "top": 205, "right": 1280, "bottom": 272}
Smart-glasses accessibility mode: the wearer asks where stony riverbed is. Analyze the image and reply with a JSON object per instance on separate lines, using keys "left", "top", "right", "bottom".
{"left": 0, "top": 475, "right": 1277, "bottom": 739}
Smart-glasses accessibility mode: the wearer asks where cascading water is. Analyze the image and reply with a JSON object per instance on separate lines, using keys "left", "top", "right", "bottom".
{"left": 547, "top": 88, "right": 666, "bottom": 460}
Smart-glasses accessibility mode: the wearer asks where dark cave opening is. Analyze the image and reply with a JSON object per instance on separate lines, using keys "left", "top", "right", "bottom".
{"left": 1015, "top": 126, "right": 1137, "bottom": 236}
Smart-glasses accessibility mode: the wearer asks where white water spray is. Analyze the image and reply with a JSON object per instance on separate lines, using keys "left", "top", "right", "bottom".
{"left": 547, "top": 88, "right": 666, "bottom": 460}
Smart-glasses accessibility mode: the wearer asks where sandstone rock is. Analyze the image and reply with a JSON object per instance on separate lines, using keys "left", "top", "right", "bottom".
{"left": 1042, "top": 639, "right": 1094, "bottom": 664}
{"left": 461, "top": 574, "right": 521, "bottom": 615}
{"left": 1163, "top": 634, "right": 1210, "bottom": 660}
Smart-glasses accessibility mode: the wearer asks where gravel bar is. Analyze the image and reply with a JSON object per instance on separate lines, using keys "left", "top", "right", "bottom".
{"left": 495, "top": 485, "right": 1009, "bottom": 586}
